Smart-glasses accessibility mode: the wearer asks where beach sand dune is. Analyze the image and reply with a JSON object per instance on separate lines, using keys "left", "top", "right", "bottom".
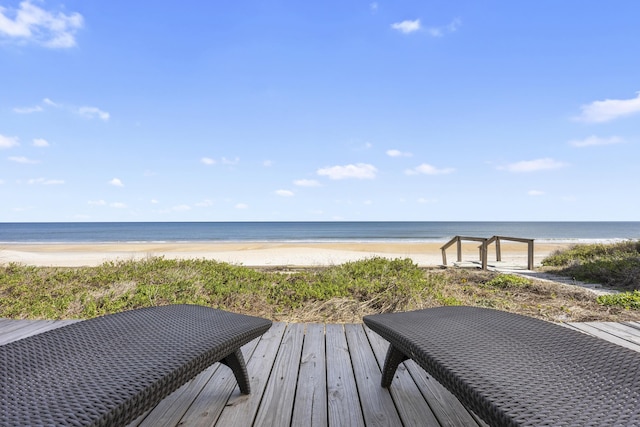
{"left": 0, "top": 242, "right": 570, "bottom": 269}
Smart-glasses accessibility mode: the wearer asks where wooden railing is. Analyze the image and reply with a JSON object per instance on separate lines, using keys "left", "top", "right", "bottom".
{"left": 441, "top": 235, "right": 535, "bottom": 270}
{"left": 440, "top": 236, "right": 488, "bottom": 268}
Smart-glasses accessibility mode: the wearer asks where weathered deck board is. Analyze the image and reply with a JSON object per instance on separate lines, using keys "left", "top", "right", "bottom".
{"left": 0, "top": 319, "right": 57, "bottom": 345}
{"left": 565, "top": 322, "right": 640, "bottom": 352}
{"left": 345, "top": 323, "right": 402, "bottom": 426}
{"left": 365, "top": 325, "right": 484, "bottom": 426}
{"left": 585, "top": 322, "right": 640, "bottom": 346}
{"left": 199, "top": 321, "right": 288, "bottom": 426}
{"left": 135, "top": 335, "right": 264, "bottom": 427}
{"left": 0, "top": 318, "right": 78, "bottom": 345}
{"left": 291, "top": 323, "right": 328, "bottom": 427}
{"left": 134, "top": 359, "right": 227, "bottom": 426}
{"left": 2, "top": 319, "right": 640, "bottom": 426}
{"left": 624, "top": 321, "right": 640, "bottom": 331}
{"left": 364, "top": 326, "right": 444, "bottom": 426}
{"left": 253, "top": 322, "right": 305, "bottom": 426}
{"left": 325, "top": 323, "right": 366, "bottom": 427}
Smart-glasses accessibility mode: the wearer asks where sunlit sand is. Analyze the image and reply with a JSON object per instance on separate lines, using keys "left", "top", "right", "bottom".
{"left": 0, "top": 242, "right": 571, "bottom": 268}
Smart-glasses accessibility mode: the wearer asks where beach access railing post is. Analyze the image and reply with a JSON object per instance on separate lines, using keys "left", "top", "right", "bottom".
{"left": 441, "top": 236, "right": 489, "bottom": 268}
{"left": 486, "top": 236, "right": 535, "bottom": 270}
{"left": 441, "top": 236, "right": 535, "bottom": 270}
{"left": 480, "top": 240, "right": 488, "bottom": 270}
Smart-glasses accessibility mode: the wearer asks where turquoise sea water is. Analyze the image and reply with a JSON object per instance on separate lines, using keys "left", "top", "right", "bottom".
{"left": 1, "top": 222, "right": 639, "bottom": 244}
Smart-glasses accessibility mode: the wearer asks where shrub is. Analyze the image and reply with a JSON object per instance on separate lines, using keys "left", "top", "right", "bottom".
{"left": 484, "top": 274, "right": 531, "bottom": 289}
{"left": 597, "top": 291, "right": 640, "bottom": 310}
{"left": 541, "top": 241, "right": 640, "bottom": 291}
{"left": 0, "top": 256, "right": 431, "bottom": 319}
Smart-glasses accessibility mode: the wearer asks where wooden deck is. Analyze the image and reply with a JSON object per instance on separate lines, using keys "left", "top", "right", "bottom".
{"left": 2, "top": 319, "right": 640, "bottom": 426}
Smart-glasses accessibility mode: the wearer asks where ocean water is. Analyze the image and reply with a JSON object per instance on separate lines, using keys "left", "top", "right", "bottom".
{"left": 1, "top": 222, "right": 639, "bottom": 244}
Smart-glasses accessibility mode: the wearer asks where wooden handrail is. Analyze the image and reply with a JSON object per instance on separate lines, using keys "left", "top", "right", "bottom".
{"left": 486, "top": 236, "right": 535, "bottom": 270}
{"left": 441, "top": 236, "right": 489, "bottom": 268}
{"left": 441, "top": 235, "right": 534, "bottom": 270}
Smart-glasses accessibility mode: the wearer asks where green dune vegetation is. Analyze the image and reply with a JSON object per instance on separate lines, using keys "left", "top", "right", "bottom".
{"left": 542, "top": 240, "right": 640, "bottom": 309}
{"left": 2, "top": 242, "right": 640, "bottom": 323}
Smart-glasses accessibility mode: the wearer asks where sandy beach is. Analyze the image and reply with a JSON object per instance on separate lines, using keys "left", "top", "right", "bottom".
{"left": 0, "top": 241, "right": 571, "bottom": 269}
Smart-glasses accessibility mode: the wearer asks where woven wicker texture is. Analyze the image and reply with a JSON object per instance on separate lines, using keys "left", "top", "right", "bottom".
{"left": 0, "top": 305, "right": 272, "bottom": 427}
{"left": 364, "top": 306, "right": 640, "bottom": 426}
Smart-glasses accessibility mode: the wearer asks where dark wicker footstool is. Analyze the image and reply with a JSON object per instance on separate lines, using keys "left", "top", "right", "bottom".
{"left": 364, "top": 306, "right": 640, "bottom": 426}
{"left": 1, "top": 304, "right": 272, "bottom": 427}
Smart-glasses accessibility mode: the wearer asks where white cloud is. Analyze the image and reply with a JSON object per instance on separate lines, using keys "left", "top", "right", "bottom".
{"left": 447, "top": 18, "right": 462, "bottom": 32}
{"left": 28, "top": 178, "right": 63, "bottom": 185}
{"left": 77, "top": 106, "right": 110, "bottom": 121}
{"left": 32, "top": 138, "right": 49, "bottom": 147}
{"left": 426, "top": 18, "right": 462, "bottom": 37}
{"left": 9, "top": 156, "right": 39, "bottom": 164}
{"left": 17, "top": 98, "right": 110, "bottom": 122}
{"left": 370, "top": 2, "right": 378, "bottom": 13}
{"left": 150, "top": 199, "right": 159, "bottom": 204}
{"left": 500, "top": 158, "right": 567, "bottom": 173}
{"left": 0, "top": 179, "right": 4, "bottom": 185}
{"left": 43, "top": 98, "right": 60, "bottom": 107}
{"left": 109, "top": 178, "right": 124, "bottom": 187}
{"left": 528, "top": 190, "right": 545, "bottom": 196}
{"left": 110, "top": 202, "right": 127, "bottom": 209}
{"left": 386, "top": 149, "right": 412, "bottom": 157}
{"left": 0, "top": 0, "right": 83, "bottom": 48}
{"left": 574, "top": 92, "right": 640, "bottom": 123}
{"left": 263, "top": 160, "right": 273, "bottom": 167}
{"left": 275, "top": 189, "right": 294, "bottom": 197}
{"left": 0, "top": 134, "right": 20, "bottom": 149}
{"left": 294, "top": 179, "right": 322, "bottom": 187}
{"left": 317, "top": 163, "right": 377, "bottom": 180}
{"left": 405, "top": 163, "right": 455, "bottom": 175}
{"left": 569, "top": 135, "right": 625, "bottom": 148}
{"left": 235, "top": 203, "right": 249, "bottom": 209}
{"left": 391, "top": 19, "right": 421, "bottom": 34}
{"left": 200, "top": 157, "right": 240, "bottom": 166}
{"left": 13, "top": 105, "right": 43, "bottom": 114}
{"left": 393, "top": 18, "right": 461, "bottom": 37}
{"left": 88, "top": 200, "right": 107, "bottom": 206}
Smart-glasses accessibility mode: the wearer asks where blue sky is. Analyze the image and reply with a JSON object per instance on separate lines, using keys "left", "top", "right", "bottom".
{"left": 1, "top": 0, "right": 639, "bottom": 222}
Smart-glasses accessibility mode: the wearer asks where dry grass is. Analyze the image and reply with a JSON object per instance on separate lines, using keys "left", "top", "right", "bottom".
{"left": 227, "top": 267, "right": 640, "bottom": 323}
{"left": 2, "top": 257, "right": 639, "bottom": 323}
{"left": 433, "top": 269, "right": 630, "bottom": 323}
